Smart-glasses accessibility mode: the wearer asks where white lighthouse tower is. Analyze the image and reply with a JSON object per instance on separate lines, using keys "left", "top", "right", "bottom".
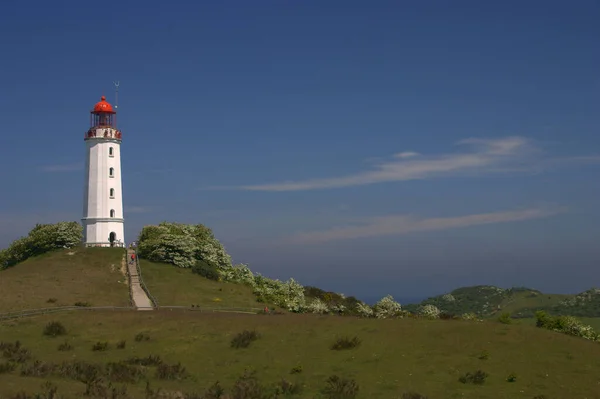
{"left": 82, "top": 95, "right": 125, "bottom": 247}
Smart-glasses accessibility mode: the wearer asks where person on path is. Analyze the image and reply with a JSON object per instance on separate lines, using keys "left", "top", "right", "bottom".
{"left": 130, "top": 253, "right": 136, "bottom": 264}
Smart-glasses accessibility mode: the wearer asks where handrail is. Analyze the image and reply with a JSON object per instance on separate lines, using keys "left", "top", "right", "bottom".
{"left": 158, "top": 306, "right": 262, "bottom": 312}
{"left": 0, "top": 306, "right": 135, "bottom": 321}
{"left": 84, "top": 241, "right": 125, "bottom": 248}
{"left": 132, "top": 249, "right": 158, "bottom": 308}
{"left": 0, "top": 305, "right": 260, "bottom": 321}
{"left": 124, "top": 248, "right": 135, "bottom": 308}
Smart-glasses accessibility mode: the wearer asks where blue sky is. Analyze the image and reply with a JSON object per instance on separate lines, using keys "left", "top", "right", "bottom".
{"left": 1, "top": 0, "right": 599, "bottom": 303}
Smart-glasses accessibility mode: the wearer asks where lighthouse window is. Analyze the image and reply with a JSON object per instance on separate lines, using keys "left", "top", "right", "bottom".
{"left": 109, "top": 167, "right": 114, "bottom": 178}
{"left": 110, "top": 209, "right": 115, "bottom": 218}
{"left": 110, "top": 188, "right": 115, "bottom": 198}
{"left": 109, "top": 147, "right": 114, "bottom": 157}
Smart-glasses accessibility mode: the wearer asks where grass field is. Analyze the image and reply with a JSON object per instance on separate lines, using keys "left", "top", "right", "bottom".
{"left": 1, "top": 311, "right": 600, "bottom": 398}
{"left": 140, "top": 259, "right": 271, "bottom": 309}
{"left": 0, "top": 248, "right": 129, "bottom": 313}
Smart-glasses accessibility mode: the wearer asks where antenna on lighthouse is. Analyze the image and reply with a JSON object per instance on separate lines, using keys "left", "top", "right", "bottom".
{"left": 113, "top": 81, "right": 120, "bottom": 110}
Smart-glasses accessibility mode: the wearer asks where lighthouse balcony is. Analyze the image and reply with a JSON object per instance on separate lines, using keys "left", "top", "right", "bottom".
{"left": 85, "top": 128, "right": 123, "bottom": 140}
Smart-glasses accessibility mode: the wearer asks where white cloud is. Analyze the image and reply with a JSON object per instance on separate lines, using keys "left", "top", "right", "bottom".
{"left": 40, "top": 163, "right": 83, "bottom": 172}
{"left": 394, "top": 151, "right": 420, "bottom": 158}
{"left": 288, "top": 206, "right": 565, "bottom": 244}
{"left": 214, "top": 136, "right": 599, "bottom": 192}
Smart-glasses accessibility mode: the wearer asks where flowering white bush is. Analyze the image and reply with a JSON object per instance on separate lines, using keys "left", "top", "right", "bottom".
{"left": 373, "top": 295, "right": 403, "bottom": 319}
{"left": 221, "top": 263, "right": 256, "bottom": 285}
{"left": 330, "top": 303, "right": 346, "bottom": 314}
{"left": 306, "top": 298, "right": 329, "bottom": 314}
{"left": 250, "top": 275, "right": 306, "bottom": 312}
{"left": 419, "top": 304, "right": 441, "bottom": 319}
{"left": 461, "top": 312, "right": 478, "bottom": 321}
{"left": 553, "top": 316, "right": 599, "bottom": 341}
{"left": 137, "top": 222, "right": 232, "bottom": 269}
{"left": 442, "top": 293, "right": 456, "bottom": 302}
{"left": 0, "top": 222, "right": 83, "bottom": 269}
{"left": 355, "top": 302, "right": 374, "bottom": 318}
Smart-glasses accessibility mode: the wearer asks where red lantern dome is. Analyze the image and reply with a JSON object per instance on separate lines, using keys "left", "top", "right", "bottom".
{"left": 92, "top": 96, "right": 115, "bottom": 114}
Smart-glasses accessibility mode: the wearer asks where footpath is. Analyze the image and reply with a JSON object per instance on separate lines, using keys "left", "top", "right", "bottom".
{"left": 126, "top": 249, "right": 154, "bottom": 311}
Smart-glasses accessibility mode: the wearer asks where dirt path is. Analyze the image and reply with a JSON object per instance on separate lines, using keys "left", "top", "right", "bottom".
{"left": 126, "top": 249, "right": 154, "bottom": 310}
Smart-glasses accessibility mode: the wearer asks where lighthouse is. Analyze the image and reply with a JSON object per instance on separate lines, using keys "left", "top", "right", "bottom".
{"left": 82, "top": 95, "right": 125, "bottom": 247}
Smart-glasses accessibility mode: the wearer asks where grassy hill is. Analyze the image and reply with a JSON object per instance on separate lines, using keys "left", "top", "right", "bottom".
{"left": 139, "top": 259, "right": 272, "bottom": 310}
{"left": 2, "top": 311, "right": 600, "bottom": 398}
{"left": 0, "top": 248, "right": 130, "bottom": 313}
{"left": 2, "top": 248, "right": 600, "bottom": 398}
{"left": 404, "top": 285, "right": 600, "bottom": 318}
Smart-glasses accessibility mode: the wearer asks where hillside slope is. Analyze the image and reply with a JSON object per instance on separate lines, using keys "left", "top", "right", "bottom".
{"left": 0, "top": 248, "right": 129, "bottom": 312}
{"left": 139, "top": 259, "right": 271, "bottom": 309}
{"left": 404, "top": 285, "right": 600, "bottom": 318}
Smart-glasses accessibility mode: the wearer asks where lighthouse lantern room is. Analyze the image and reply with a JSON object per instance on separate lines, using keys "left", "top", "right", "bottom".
{"left": 82, "top": 95, "right": 125, "bottom": 247}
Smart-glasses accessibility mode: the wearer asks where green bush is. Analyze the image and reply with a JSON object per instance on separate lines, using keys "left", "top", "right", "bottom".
{"left": 92, "top": 342, "right": 109, "bottom": 351}
{"left": 274, "top": 378, "right": 302, "bottom": 396}
{"left": 43, "top": 321, "right": 67, "bottom": 337}
{"left": 134, "top": 332, "right": 151, "bottom": 342}
{"left": 330, "top": 336, "right": 361, "bottom": 351}
{"left": 402, "top": 393, "right": 428, "bottom": 399}
{"left": 0, "top": 341, "right": 31, "bottom": 363}
{"left": 0, "top": 361, "right": 16, "bottom": 374}
{"left": 458, "top": 370, "right": 488, "bottom": 385}
{"left": 191, "top": 259, "right": 220, "bottom": 281}
{"left": 290, "top": 365, "right": 303, "bottom": 374}
{"left": 57, "top": 340, "right": 73, "bottom": 351}
{"left": 0, "top": 222, "right": 82, "bottom": 269}
{"left": 498, "top": 312, "right": 513, "bottom": 324}
{"left": 137, "top": 222, "right": 231, "bottom": 269}
{"left": 535, "top": 311, "right": 600, "bottom": 341}
{"left": 231, "top": 330, "right": 260, "bottom": 349}
{"left": 229, "top": 370, "right": 272, "bottom": 398}
{"left": 155, "top": 362, "right": 188, "bottom": 380}
{"left": 322, "top": 375, "right": 359, "bottom": 399}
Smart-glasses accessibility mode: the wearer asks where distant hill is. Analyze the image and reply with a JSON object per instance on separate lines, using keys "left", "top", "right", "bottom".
{"left": 403, "top": 285, "right": 600, "bottom": 318}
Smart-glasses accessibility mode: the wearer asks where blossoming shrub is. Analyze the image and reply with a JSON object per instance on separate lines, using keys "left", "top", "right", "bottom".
{"left": 373, "top": 295, "right": 404, "bottom": 319}
{"left": 419, "top": 304, "right": 441, "bottom": 319}
{"left": 306, "top": 298, "right": 329, "bottom": 314}
{"left": 137, "top": 223, "right": 231, "bottom": 270}
{"left": 535, "top": 310, "right": 600, "bottom": 341}
{"left": 0, "top": 222, "right": 82, "bottom": 270}
{"left": 355, "top": 302, "right": 374, "bottom": 318}
{"left": 303, "top": 286, "right": 362, "bottom": 316}
{"left": 461, "top": 312, "right": 479, "bottom": 321}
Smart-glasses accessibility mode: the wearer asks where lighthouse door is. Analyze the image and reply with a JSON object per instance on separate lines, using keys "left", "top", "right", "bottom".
{"left": 109, "top": 232, "right": 116, "bottom": 247}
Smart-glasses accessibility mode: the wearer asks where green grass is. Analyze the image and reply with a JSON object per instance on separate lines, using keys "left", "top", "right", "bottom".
{"left": 0, "top": 248, "right": 130, "bottom": 313}
{"left": 140, "top": 259, "right": 271, "bottom": 309}
{"left": 1, "top": 311, "right": 600, "bottom": 398}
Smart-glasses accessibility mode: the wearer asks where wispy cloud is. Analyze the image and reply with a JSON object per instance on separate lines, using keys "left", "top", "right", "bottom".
{"left": 212, "top": 136, "right": 599, "bottom": 192}
{"left": 288, "top": 206, "right": 565, "bottom": 244}
{"left": 41, "top": 163, "right": 83, "bottom": 172}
